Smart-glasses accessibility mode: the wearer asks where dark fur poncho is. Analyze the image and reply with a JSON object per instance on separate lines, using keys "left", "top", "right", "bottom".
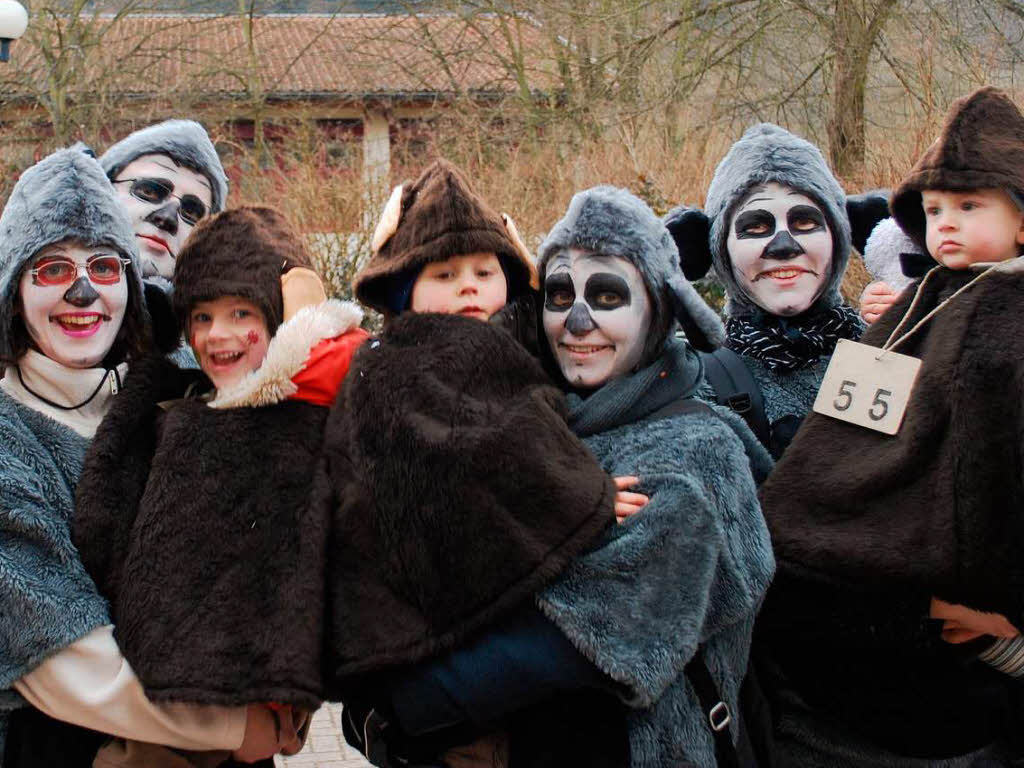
{"left": 73, "top": 300, "right": 365, "bottom": 708}
{"left": 319, "top": 313, "right": 615, "bottom": 687}
{"left": 762, "top": 259, "right": 1024, "bottom": 628}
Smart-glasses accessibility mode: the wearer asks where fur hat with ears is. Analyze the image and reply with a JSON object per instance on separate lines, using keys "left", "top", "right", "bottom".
{"left": 892, "top": 86, "right": 1024, "bottom": 252}
{"left": 0, "top": 144, "right": 144, "bottom": 362}
{"left": 173, "top": 206, "right": 314, "bottom": 337}
{"left": 354, "top": 159, "right": 538, "bottom": 317}
{"left": 100, "top": 120, "right": 228, "bottom": 213}
{"left": 666, "top": 123, "right": 888, "bottom": 320}
{"left": 537, "top": 185, "right": 725, "bottom": 356}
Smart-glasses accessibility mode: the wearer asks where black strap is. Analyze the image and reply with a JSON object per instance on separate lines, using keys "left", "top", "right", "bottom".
{"left": 699, "top": 347, "right": 771, "bottom": 449}
{"left": 645, "top": 396, "right": 714, "bottom": 422}
{"left": 685, "top": 646, "right": 741, "bottom": 768}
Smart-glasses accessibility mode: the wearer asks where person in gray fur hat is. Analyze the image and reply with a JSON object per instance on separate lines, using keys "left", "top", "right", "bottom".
{"left": 340, "top": 186, "right": 774, "bottom": 768}
{"left": 666, "top": 123, "right": 888, "bottom": 456}
{"left": 0, "top": 146, "right": 281, "bottom": 767}
{"left": 101, "top": 119, "right": 227, "bottom": 282}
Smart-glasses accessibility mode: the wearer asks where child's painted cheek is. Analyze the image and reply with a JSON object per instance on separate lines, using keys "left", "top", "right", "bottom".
{"left": 246, "top": 330, "right": 260, "bottom": 346}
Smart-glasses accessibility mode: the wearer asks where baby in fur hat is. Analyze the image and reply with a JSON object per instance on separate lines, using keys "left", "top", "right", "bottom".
{"left": 757, "top": 87, "right": 1024, "bottom": 765}
{"left": 73, "top": 206, "right": 369, "bottom": 768}
{"left": 326, "top": 160, "right": 645, "bottom": 768}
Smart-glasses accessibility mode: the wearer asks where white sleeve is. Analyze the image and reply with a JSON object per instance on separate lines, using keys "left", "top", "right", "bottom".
{"left": 13, "top": 625, "right": 246, "bottom": 751}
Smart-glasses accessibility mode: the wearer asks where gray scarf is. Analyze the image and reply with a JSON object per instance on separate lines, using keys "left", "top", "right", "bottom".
{"left": 566, "top": 338, "right": 704, "bottom": 437}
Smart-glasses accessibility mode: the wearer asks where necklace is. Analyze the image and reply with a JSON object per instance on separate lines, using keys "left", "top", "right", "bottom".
{"left": 15, "top": 365, "right": 121, "bottom": 411}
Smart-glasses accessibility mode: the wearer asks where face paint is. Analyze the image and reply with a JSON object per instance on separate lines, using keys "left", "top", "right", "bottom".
{"left": 112, "top": 153, "right": 213, "bottom": 280}
{"left": 542, "top": 248, "right": 651, "bottom": 390}
{"left": 726, "top": 181, "right": 833, "bottom": 317}
{"left": 17, "top": 241, "right": 128, "bottom": 369}
{"left": 189, "top": 296, "right": 271, "bottom": 392}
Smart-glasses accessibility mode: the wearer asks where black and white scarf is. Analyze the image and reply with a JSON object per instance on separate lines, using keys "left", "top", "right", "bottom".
{"left": 725, "top": 305, "right": 864, "bottom": 373}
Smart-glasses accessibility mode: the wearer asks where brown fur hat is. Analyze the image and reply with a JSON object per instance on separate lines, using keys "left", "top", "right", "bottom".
{"left": 353, "top": 159, "right": 538, "bottom": 316}
{"left": 892, "top": 87, "right": 1024, "bottom": 251}
{"left": 174, "top": 206, "right": 312, "bottom": 336}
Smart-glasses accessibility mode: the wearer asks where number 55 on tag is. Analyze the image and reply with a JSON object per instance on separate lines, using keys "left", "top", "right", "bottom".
{"left": 813, "top": 339, "right": 922, "bottom": 435}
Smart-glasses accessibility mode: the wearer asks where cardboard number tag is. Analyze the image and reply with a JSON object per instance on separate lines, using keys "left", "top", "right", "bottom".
{"left": 813, "top": 339, "right": 922, "bottom": 435}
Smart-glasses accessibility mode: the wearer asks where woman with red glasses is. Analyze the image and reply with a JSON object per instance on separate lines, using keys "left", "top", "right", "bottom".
{"left": 0, "top": 146, "right": 280, "bottom": 767}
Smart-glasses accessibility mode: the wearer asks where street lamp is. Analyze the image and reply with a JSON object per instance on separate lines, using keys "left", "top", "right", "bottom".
{"left": 0, "top": 0, "right": 27, "bottom": 63}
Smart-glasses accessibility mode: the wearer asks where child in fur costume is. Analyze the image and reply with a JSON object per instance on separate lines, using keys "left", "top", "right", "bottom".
{"left": 666, "top": 124, "right": 888, "bottom": 457}
{"left": 72, "top": 206, "right": 369, "bottom": 768}
{"left": 757, "top": 86, "right": 1024, "bottom": 766}
{"left": 336, "top": 185, "right": 775, "bottom": 768}
{"left": 323, "top": 160, "right": 639, "bottom": 768}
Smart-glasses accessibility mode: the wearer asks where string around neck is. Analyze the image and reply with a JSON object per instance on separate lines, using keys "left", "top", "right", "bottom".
{"left": 15, "top": 365, "right": 121, "bottom": 411}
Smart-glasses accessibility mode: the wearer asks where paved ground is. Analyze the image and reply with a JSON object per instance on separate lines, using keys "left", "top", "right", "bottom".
{"left": 276, "top": 704, "right": 371, "bottom": 768}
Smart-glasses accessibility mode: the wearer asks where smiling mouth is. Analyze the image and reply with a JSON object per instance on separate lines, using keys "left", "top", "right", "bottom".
{"left": 561, "top": 343, "right": 611, "bottom": 355}
{"left": 51, "top": 313, "right": 109, "bottom": 336}
{"left": 209, "top": 351, "right": 245, "bottom": 365}
{"left": 756, "top": 267, "right": 811, "bottom": 281}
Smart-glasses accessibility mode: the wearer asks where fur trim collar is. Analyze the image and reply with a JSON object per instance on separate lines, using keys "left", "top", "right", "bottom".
{"left": 209, "top": 299, "right": 362, "bottom": 409}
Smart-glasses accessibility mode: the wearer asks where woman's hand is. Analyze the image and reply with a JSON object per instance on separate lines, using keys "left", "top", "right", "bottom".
{"left": 233, "top": 703, "right": 300, "bottom": 762}
{"left": 613, "top": 476, "right": 648, "bottom": 523}
{"left": 859, "top": 281, "right": 901, "bottom": 324}
{"left": 930, "top": 597, "right": 1020, "bottom": 644}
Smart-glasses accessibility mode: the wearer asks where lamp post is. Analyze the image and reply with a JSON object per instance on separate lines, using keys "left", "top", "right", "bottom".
{"left": 0, "top": 0, "right": 27, "bottom": 63}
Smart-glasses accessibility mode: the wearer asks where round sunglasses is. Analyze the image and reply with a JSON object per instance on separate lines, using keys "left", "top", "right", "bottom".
{"left": 30, "top": 254, "right": 132, "bottom": 287}
{"left": 114, "top": 177, "right": 209, "bottom": 225}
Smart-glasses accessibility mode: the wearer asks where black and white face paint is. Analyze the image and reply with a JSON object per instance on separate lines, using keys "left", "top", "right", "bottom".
{"left": 542, "top": 248, "right": 651, "bottom": 390}
{"left": 726, "top": 181, "right": 833, "bottom": 317}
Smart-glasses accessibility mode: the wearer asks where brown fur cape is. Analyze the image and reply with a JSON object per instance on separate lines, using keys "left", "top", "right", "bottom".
{"left": 319, "top": 313, "right": 615, "bottom": 688}
{"left": 761, "top": 259, "right": 1024, "bottom": 628}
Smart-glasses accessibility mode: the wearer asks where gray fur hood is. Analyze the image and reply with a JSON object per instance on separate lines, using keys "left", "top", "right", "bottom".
{"left": 0, "top": 145, "right": 144, "bottom": 361}
{"left": 100, "top": 120, "right": 228, "bottom": 213}
{"left": 538, "top": 185, "right": 724, "bottom": 353}
{"left": 705, "top": 123, "right": 852, "bottom": 319}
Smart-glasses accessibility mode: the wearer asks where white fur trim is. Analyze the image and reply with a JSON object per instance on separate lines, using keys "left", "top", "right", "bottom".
{"left": 371, "top": 185, "right": 404, "bottom": 253}
{"left": 209, "top": 299, "right": 363, "bottom": 409}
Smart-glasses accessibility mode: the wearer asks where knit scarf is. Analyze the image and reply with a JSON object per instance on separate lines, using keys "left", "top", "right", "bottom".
{"left": 725, "top": 305, "right": 864, "bottom": 373}
{"left": 566, "top": 338, "right": 704, "bottom": 438}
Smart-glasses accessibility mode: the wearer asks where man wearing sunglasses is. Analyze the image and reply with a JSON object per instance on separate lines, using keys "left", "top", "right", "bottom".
{"left": 101, "top": 120, "right": 228, "bottom": 281}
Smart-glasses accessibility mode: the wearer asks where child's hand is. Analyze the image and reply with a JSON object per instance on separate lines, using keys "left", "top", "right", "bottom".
{"left": 233, "top": 703, "right": 300, "bottom": 762}
{"left": 859, "top": 281, "right": 901, "bottom": 324}
{"left": 613, "top": 476, "right": 648, "bottom": 523}
{"left": 930, "top": 597, "right": 1020, "bottom": 644}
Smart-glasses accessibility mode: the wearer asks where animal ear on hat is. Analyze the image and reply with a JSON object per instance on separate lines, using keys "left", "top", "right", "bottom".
{"left": 846, "top": 191, "right": 891, "bottom": 254}
{"left": 666, "top": 273, "right": 725, "bottom": 353}
{"left": 663, "top": 206, "right": 712, "bottom": 281}
{"left": 501, "top": 213, "right": 539, "bottom": 289}
{"left": 371, "top": 184, "right": 404, "bottom": 253}
{"left": 281, "top": 267, "right": 327, "bottom": 322}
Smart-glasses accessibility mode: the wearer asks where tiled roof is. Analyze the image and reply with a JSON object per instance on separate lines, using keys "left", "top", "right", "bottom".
{"left": 2, "top": 13, "right": 559, "bottom": 101}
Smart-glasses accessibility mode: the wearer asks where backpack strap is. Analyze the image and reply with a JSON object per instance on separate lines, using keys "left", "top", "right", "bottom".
{"left": 685, "top": 646, "right": 742, "bottom": 768}
{"left": 645, "top": 396, "right": 715, "bottom": 423}
{"left": 699, "top": 347, "right": 771, "bottom": 449}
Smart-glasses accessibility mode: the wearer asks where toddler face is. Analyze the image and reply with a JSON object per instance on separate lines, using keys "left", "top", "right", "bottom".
{"left": 923, "top": 188, "right": 1024, "bottom": 269}
{"left": 409, "top": 252, "right": 508, "bottom": 320}
{"left": 189, "top": 296, "right": 270, "bottom": 391}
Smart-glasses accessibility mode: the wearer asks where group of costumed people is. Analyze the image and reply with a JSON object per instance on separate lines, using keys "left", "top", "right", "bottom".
{"left": 1, "top": 84, "right": 1024, "bottom": 768}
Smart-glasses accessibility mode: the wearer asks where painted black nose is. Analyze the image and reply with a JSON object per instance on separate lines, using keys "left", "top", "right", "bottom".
{"left": 565, "top": 302, "right": 597, "bottom": 336}
{"left": 761, "top": 230, "right": 805, "bottom": 261}
{"left": 63, "top": 277, "right": 100, "bottom": 307}
{"left": 145, "top": 201, "right": 179, "bottom": 235}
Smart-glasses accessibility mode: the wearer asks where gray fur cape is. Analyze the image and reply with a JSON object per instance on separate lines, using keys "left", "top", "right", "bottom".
{"left": 538, "top": 339, "right": 776, "bottom": 768}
